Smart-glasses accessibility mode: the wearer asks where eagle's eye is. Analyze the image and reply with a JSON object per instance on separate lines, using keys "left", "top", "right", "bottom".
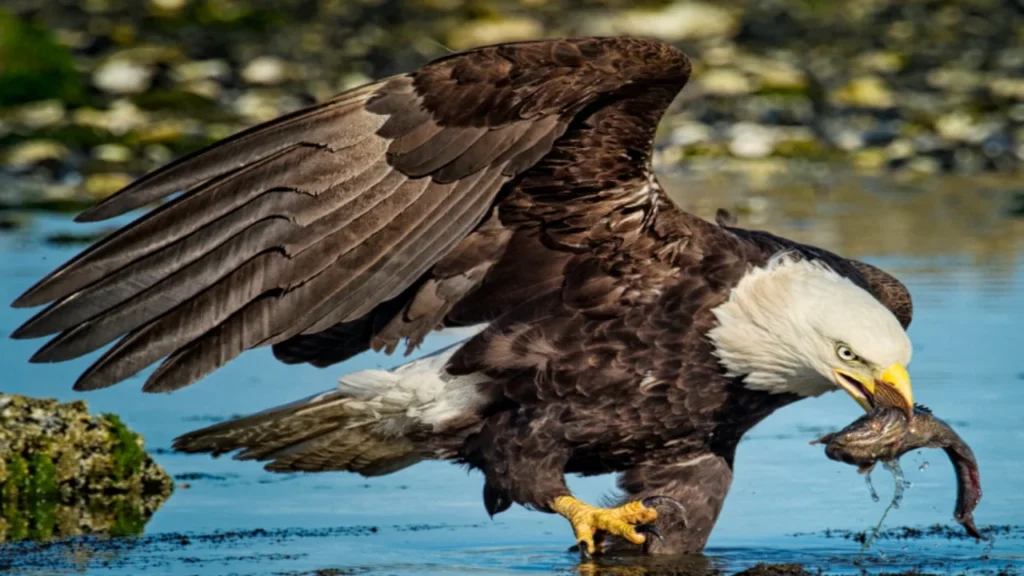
{"left": 836, "top": 344, "right": 860, "bottom": 363}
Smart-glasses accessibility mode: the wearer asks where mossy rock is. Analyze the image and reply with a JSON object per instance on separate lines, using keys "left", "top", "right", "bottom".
{"left": 0, "top": 394, "right": 173, "bottom": 542}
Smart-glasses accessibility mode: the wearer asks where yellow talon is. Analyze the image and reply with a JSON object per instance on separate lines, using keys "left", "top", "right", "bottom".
{"left": 550, "top": 496, "right": 658, "bottom": 556}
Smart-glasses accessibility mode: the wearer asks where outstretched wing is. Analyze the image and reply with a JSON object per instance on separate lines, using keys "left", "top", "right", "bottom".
{"left": 11, "top": 37, "right": 692, "bottom": 393}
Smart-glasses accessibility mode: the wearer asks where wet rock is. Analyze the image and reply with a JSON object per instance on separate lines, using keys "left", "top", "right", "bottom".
{"left": 44, "top": 228, "right": 116, "bottom": 246}
{"left": 0, "top": 393, "right": 173, "bottom": 542}
{"left": 734, "top": 564, "right": 812, "bottom": 576}
{"left": 0, "top": 213, "right": 30, "bottom": 231}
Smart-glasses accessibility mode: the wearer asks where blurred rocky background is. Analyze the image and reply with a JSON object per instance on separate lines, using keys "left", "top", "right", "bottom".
{"left": 0, "top": 0, "right": 1021, "bottom": 220}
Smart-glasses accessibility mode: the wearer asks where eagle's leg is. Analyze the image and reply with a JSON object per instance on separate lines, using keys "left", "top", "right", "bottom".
{"left": 469, "top": 411, "right": 684, "bottom": 559}
{"left": 551, "top": 495, "right": 682, "bottom": 558}
{"left": 605, "top": 452, "right": 735, "bottom": 555}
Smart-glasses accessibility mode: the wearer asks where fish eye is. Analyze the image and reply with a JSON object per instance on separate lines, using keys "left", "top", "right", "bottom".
{"left": 836, "top": 344, "right": 859, "bottom": 363}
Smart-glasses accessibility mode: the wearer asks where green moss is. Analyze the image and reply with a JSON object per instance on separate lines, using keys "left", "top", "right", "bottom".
{"left": 2, "top": 454, "right": 29, "bottom": 506}
{"left": 28, "top": 495, "right": 56, "bottom": 541}
{"left": 0, "top": 11, "right": 82, "bottom": 107}
{"left": 103, "top": 414, "right": 145, "bottom": 481}
{"left": 108, "top": 498, "right": 146, "bottom": 537}
{"left": 27, "top": 453, "right": 58, "bottom": 502}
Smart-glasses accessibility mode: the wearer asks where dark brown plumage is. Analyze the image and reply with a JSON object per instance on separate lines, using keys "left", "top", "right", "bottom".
{"left": 11, "top": 36, "right": 913, "bottom": 555}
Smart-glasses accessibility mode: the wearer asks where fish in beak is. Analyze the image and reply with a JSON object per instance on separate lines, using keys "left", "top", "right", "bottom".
{"left": 833, "top": 363, "right": 914, "bottom": 418}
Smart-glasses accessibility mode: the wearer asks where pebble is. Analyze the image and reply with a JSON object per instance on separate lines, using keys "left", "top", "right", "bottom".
{"left": 91, "top": 143, "right": 132, "bottom": 163}
{"left": 148, "top": 0, "right": 189, "bottom": 13}
{"left": 742, "top": 58, "right": 807, "bottom": 92}
{"left": 906, "top": 156, "right": 941, "bottom": 174}
{"left": 172, "top": 59, "right": 231, "bottom": 83}
{"left": 84, "top": 172, "right": 133, "bottom": 199}
{"left": 856, "top": 51, "right": 904, "bottom": 74}
{"left": 233, "top": 91, "right": 302, "bottom": 123}
{"left": 830, "top": 76, "right": 895, "bottom": 109}
{"left": 445, "top": 17, "right": 544, "bottom": 50}
{"left": 886, "top": 139, "right": 915, "bottom": 161}
{"left": 934, "top": 112, "right": 979, "bottom": 142}
{"left": 582, "top": 2, "right": 737, "bottom": 42}
{"left": 728, "top": 122, "right": 776, "bottom": 158}
{"left": 989, "top": 77, "right": 1024, "bottom": 100}
{"left": 670, "top": 121, "right": 713, "bottom": 146}
{"left": 8, "top": 100, "right": 65, "bottom": 129}
{"left": 699, "top": 68, "right": 754, "bottom": 96}
{"left": 241, "top": 56, "right": 289, "bottom": 86}
{"left": 92, "top": 58, "right": 156, "bottom": 94}
{"left": 3, "top": 140, "right": 69, "bottom": 170}
{"left": 926, "top": 68, "right": 983, "bottom": 92}
{"left": 73, "top": 100, "right": 149, "bottom": 135}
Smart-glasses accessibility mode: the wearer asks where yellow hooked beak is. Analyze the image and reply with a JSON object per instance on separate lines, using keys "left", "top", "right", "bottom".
{"left": 833, "top": 363, "right": 914, "bottom": 418}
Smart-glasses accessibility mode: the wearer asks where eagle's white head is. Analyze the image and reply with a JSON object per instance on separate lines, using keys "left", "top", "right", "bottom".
{"left": 707, "top": 253, "right": 914, "bottom": 414}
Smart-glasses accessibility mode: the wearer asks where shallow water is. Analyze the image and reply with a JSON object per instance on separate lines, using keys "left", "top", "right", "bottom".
{"left": 1, "top": 172, "right": 1023, "bottom": 575}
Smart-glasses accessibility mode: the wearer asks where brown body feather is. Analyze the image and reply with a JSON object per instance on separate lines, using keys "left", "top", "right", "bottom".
{"left": 11, "top": 37, "right": 912, "bottom": 554}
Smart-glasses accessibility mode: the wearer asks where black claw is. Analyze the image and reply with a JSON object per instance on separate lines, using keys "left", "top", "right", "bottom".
{"left": 578, "top": 541, "right": 593, "bottom": 562}
{"left": 635, "top": 523, "right": 663, "bottom": 542}
{"left": 641, "top": 495, "right": 688, "bottom": 525}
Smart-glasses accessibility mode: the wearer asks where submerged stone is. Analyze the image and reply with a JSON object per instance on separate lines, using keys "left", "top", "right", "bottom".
{"left": 0, "top": 393, "right": 173, "bottom": 542}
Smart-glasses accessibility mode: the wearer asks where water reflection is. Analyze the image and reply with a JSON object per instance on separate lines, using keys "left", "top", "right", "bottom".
{"left": 662, "top": 169, "right": 1024, "bottom": 278}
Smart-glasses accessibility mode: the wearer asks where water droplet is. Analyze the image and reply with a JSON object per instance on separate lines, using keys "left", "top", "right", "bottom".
{"left": 882, "top": 460, "right": 906, "bottom": 509}
{"left": 918, "top": 461, "right": 929, "bottom": 472}
{"left": 864, "top": 469, "right": 880, "bottom": 502}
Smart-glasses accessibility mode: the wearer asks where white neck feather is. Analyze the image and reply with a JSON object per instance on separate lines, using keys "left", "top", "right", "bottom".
{"left": 706, "top": 253, "right": 909, "bottom": 398}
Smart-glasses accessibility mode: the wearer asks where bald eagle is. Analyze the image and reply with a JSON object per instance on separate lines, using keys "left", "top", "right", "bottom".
{"left": 11, "top": 37, "right": 915, "bottom": 556}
